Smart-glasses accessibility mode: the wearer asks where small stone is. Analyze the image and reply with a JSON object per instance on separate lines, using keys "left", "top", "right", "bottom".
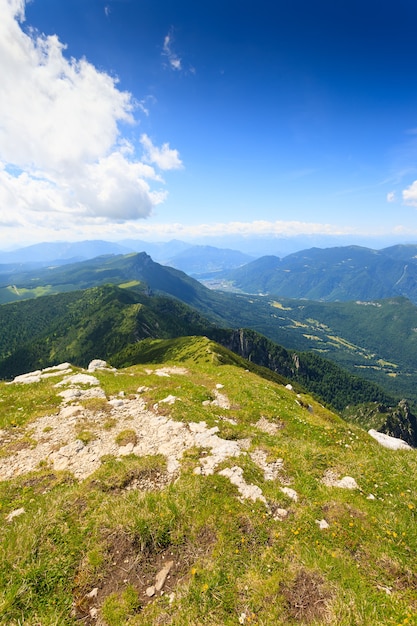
{"left": 89, "top": 607, "right": 98, "bottom": 619}
{"left": 281, "top": 487, "right": 298, "bottom": 502}
{"left": 316, "top": 519, "right": 329, "bottom": 530}
{"left": 109, "top": 399, "right": 124, "bottom": 408}
{"left": 155, "top": 560, "right": 174, "bottom": 591}
{"left": 145, "top": 586, "right": 156, "bottom": 597}
{"left": 160, "top": 395, "right": 177, "bottom": 405}
{"left": 337, "top": 476, "right": 358, "bottom": 490}
{"left": 273, "top": 508, "right": 289, "bottom": 521}
{"left": 6, "top": 507, "right": 25, "bottom": 522}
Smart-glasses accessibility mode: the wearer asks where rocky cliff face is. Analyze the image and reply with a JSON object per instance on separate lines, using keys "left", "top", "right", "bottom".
{"left": 213, "top": 328, "right": 295, "bottom": 378}
{"left": 383, "top": 399, "right": 417, "bottom": 446}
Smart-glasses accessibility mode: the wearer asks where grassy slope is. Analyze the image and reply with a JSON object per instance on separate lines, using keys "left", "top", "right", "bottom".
{"left": 1, "top": 348, "right": 417, "bottom": 625}
{"left": 0, "top": 285, "right": 403, "bottom": 415}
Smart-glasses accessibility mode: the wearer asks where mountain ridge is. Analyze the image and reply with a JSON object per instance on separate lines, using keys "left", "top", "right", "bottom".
{"left": 221, "top": 244, "right": 417, "bottom": 303}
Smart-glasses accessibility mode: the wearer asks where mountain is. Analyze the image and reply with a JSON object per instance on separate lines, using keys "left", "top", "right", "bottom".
{"left": 166, "top": 245, "right": 254, "bottom": 277}
{"left": 222, "top": 244, "right": 417, "bottom": 303}
{"left": 2, "top": 283, "right": 417, "bottom": 447}
{"left": 0, "top": 239, "right": 253, "bottom": 276}
{"left": 1, "top": 346, "right": 417, "bottom": 624}
{"left": 2, "top": 251, "right": 417, "bottom": 404}
{"left": 0, "top": 239, "right": 133, "bottom": 266}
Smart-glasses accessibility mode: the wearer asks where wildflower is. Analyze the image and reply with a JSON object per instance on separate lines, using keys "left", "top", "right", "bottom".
{"left": 202, "top": 583, "right": 209, "bottom": 592}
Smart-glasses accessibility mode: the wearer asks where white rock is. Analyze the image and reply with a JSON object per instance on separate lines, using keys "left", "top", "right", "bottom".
{"left": 160, "top": 395, "right": 177, "bottom": 404}
{"left": 6, "top": 507, "right": 25, "bottom": 522}
{"left": 273, "top": 508, "right": 289, "bottom": 521}
{"left": 41, "top": 369, "right": 73, "bottom": 379}
{"left": 316, "top": 519, "right": 329, "bottom": 530}
{"left": 368, "top": 429, "right": 412, "bottom": 450}
{"left": 11, "top": 371, "right": 42, "bottom": 384}
{"left": 281, "top": 487, "right": 298, "bottom": 501}
{"left": 322, "top": 470, "right": 359, "bottom": 489}
{"left": 219, "top": 466, "right": 266, "bottom": 503}
{"left": 285, "top": 384, "right": 293, "bottom": 391}
{"left": 88, "top": 359, "right": 109, "bottom": 371}
{"left": 55, "top": 374, "right": 100, "bottom": 387}
{"left": 118, "top": 443, "right": 134, "bottom": 456}
{"left": 43, "top": 363, "right": 72, "bottom": 372}
{"left": 337, "top": 476, "right": 359, "bottom": 490}
{"left": 109, "top": 399, "right": 124, "bottom": 408}
{"left": 59, "top": 389, "right": 82, "bottom": 402}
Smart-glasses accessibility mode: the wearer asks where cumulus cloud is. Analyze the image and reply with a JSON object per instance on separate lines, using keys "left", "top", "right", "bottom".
{"left": 402, "top": 181, "right": 417, "bottom": 207}
{"left": 0, "top": 0, "right": 181, "bottom": 231}
{"left": 140, "top": 134, "right": 183, "bottom": 170}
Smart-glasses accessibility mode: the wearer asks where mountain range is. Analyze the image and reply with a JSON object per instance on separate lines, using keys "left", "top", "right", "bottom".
{"left": 219, "top": 244, "right": 417, "bottom": 303}
{"left": 1, "top": 252, "right": 417, "bottom": 445}
{"left": 0, "top": 239, "right": 253, "bottom": 277}
{"left": 2, "top": 249, "right": 417, "bottom": 403}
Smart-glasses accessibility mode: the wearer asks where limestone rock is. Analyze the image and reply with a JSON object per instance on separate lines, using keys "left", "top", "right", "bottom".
{"left": 281, "top": 486, "right": 298, "bottom": 501}
{"left": 88, "top": 359, "right": 109, "bottom": 371}
{"left": 155, "top": 560, "right": 174, "bottom": 591}
{"left": 368, "top": 429, "right": 412, "bottom": 450}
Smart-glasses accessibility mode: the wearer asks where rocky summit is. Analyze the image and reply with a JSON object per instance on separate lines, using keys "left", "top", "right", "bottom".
{"left": 1, "top": 352, "right": 416, "bottom": 625}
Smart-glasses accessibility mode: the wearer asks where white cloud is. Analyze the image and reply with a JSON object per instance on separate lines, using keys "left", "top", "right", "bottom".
{"left": 386, "top": 191, "right": 396, "bottom": 203}
{"left": 140, "top": 134, "right": 183, "bottom": 170}
{"left": 162, "top": 30, "right": 182, "bottom": 71}
{"left": 94, "top": 219, "right": 361, "bottom": 241}
{"left": 0, "top": 0, "right": 181, "bottom": 231}
{"left": 402, "top": 181, "right": 417, "bottom": 207}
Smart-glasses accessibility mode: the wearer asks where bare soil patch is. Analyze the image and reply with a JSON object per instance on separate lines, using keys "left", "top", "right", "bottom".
{"left": 281, "top": 569, "right": 331, "bottom": 624}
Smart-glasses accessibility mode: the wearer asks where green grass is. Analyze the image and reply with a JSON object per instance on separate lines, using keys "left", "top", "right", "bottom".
{"left": 0, "top": 378, "right": 62, "bottom": 429}
{"left": 1, "top": 350, "right": 417, "bottom": 625}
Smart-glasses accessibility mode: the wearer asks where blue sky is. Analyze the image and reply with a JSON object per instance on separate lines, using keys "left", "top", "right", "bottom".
{"left": 1, "top": 0, "right": 417, "bottom": 249}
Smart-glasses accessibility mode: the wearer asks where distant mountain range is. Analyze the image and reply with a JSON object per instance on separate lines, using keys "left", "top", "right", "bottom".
{"left": 0, "top": 239, "right": 253, "bottom": 277}
{"left": 219, "top": 244, "right": 417, "bottom": 303}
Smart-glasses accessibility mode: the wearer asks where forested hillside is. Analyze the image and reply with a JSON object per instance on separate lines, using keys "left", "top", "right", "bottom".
{"left": 2, "top": 251, "right": 417, "bottom": 416}
{"left": 2, "top": 284, "right": 417, "bottom": 445}
{"left": 223, "top": 244, "right": 417, "bottom": 303}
